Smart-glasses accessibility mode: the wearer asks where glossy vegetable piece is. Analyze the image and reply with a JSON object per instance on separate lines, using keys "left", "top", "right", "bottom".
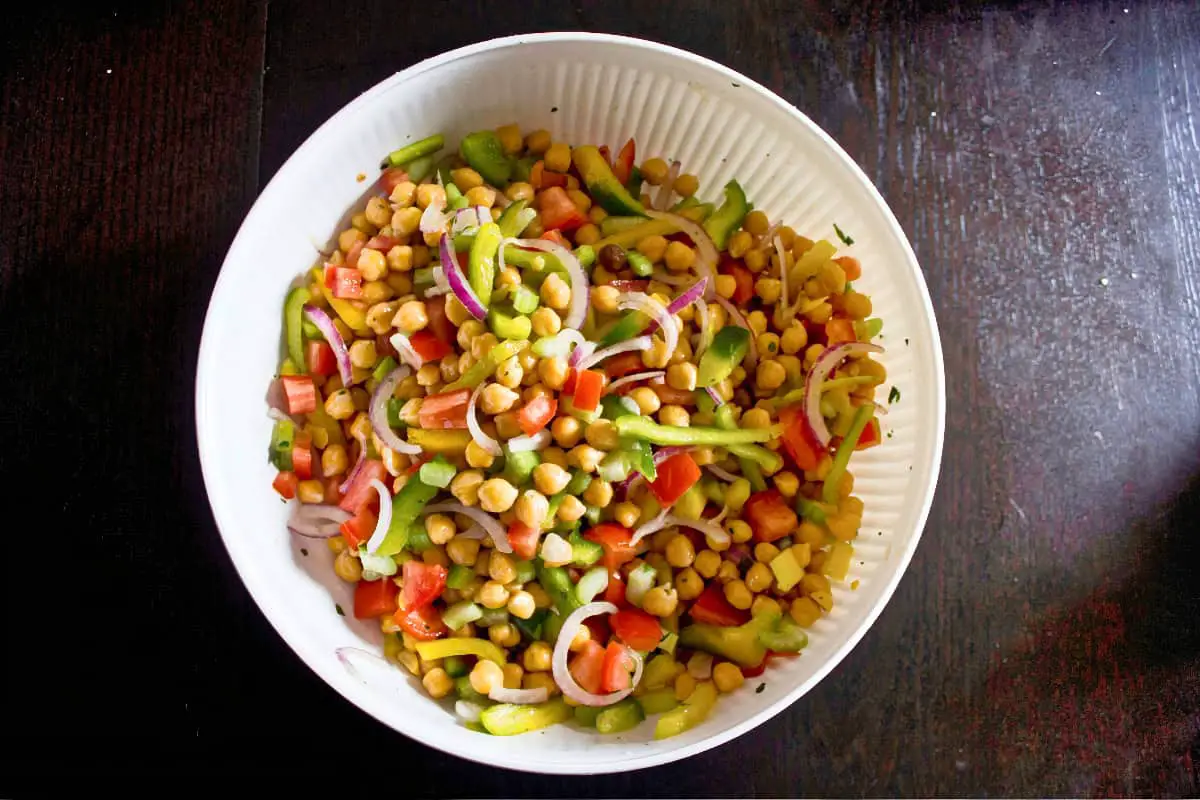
{"left": 538, "top": 186, "right": 589, "bottom": 231}
{"left": 614, "top": 415, "right": 777, "bottom": 447}
{"left": 284, "top": 286, "right": 311, "bottom": 372}
{"left": 339, "top": 506, "right": 377, "bottom": 550}
{"left": 501, "top": 446, "right": 540, "bottom": 486}
{"left": 571, "top": 145, "right": 646, "bottom": 216}
{"left": 637, "top": 688, "right": 679, "bottom": 715}
{"left": 702, "top": 180, "right": 750, "bottom": 250}
{"left": 778, "top": 404, "right": 823, "bottom": 472}
{"left": 385, "top": 133, "right": 444, "bottom": 168}
{"left": 280, "top": 375, "right": 317, "bottom": 415}
{"left": 444, "top": 340, "right": 524, "bottom": 391}
{"left": 590, "top": 203, "right": 708, "bottom": 251}
{"left": 822, "top": 404, "right": 874, "bottom": 503}
{"left": 654, "top": 680, "right": 717, "bottom": 739}
{"left": 584, "top": 523, "right": 639, "bottom": 573}
{"left": 488, "top": 306, "right": 532, "bottom": 340}
{"left": 373, "top": 466, "right": 441, "bottom": 556}
{"left": 353, "top": 578, "right": 399, "bottom": 619}
{"left": 272, "top": 470, "right": 298, "bottom": 499}
{"left": 506, "top": 521, "right": 540, "bottom": 561}
{"left": 401, "top": 560, "right": 447, "bottom": 610}
{"left": 569, "top": 640, "right": 606, "bottom": 694}
{"left": 688, "top": 583, "right": 750, "bottom": 627}
{"left": 648, "top": 452, "right": 702, "bottom": 507}
{"left": 418, "top": 389, "right": 471, "bottom": 429}
{"left": 697, "top": 326, "right": 750, "bottom": 387}
{"left": 405, "top": 428, "right": 472, "bottom": 454}
{"left": 610, "top": 608, "right": 663, "bottom": 651}
{"left": 468, "top": 222, "right": 502, "bottom": 309}
{"left": 395, "top": 604, "right": 447, "bottom": 641}
{"left": 269, "top": 417, "right": 296, "bottom": 470}
{"left": 570, "top": 369, "right": 604, "bottom": 413}
{"left": 743, "top": 489, "right": 798, "bottom": 543}
{"left": 517, "top": 394, "right": 557, "bottom": 436}
{"left": 479, "top": 697, "right": 572, "bottom": 736}
{"left": 459, "top": 131, "right": 512, "bottom": 187}
{"left": 600, "top": 641, "right": 638, "bottom": 693}
{"left": 310, "top": 267, "right": 368, "bottom": 333}
{"left": 597, "top": 698, "right": 645, "bottom": 734}
{"left": 338, "top": 459, "right": 388, "bottom": 514}
{"left": 679, "top": 613, "right": 808, "bottom": 668}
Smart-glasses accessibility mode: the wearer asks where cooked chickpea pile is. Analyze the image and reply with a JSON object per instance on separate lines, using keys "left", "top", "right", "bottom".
{"left": 270, "top": 123, "right": 889, "bottom": 738}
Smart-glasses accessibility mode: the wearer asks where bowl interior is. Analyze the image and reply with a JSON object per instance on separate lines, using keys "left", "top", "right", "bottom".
{"left": 196, "top": 32, "right": 945, "bottom": 774}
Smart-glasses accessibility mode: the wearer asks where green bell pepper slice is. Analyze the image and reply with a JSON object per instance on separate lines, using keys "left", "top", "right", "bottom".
{"left": 614, "top": 416, "right": 779, "bottom": 446}
{"left": 488, "top": 306, "right": 532, "bottom": 340}
{"left": 654, "top": 681, "right": 717, "bottom": 739}
{"left": 697, "top": 326, "right": 750, "bottom": 388}
{"left": 480, "top": 697, "right": 572, "bottom": 736}
{"left": 702, "top": 180, "right": 750, "bottom": 250}
{"left": 460, "top": 130, "right": 512, "bottom": 187}
{"left": 597, "top": 699, "right": 645, "bottom": 734}
{"left": 444, "top": 340, "right": 525, "bottom": 391}
{"left": 469, "top": 222, "right": 502, "bottom": 308}
{"left": 496, "top": 199, "right": 534, "bottom": 238}
{"left": 822, "top": 403, "right": 874, "bottom": 504}
{"left": 284, "top": 286, "right": 311, "bottom": 373}
{"left": 373, "top": 467, "right": 441, "bottom": 555}
{"left": 269, "top": 418, "right": 296, "bottom": 470}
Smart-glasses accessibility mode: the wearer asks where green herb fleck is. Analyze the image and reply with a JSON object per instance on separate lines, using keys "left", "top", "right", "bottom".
{"left": 335, "top": 603, "right": 345, "bottom": 617}
{"left": 833, "top": 223, "right": 854, "bottom": 246}
{"left": 888, "top": 386, "right": 901, "bottom": 404}
{"left": 904, "top": 337, "right": 910, "bottom": 346}
{"left": 886, "top": 431, "right": 894, "bottom": 439}
{"left": 755, "top": 683, "right": 766, "bottom": 694}
{"left": 300, "top": 548, "right": 309, "bottom": 556}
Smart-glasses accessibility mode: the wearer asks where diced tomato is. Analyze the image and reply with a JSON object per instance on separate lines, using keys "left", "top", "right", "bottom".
{"left": 610, "top": 608, "right": 662, "bottom": 651}
{"left": 834, "top": 255, "right": 862, "bottom": 281}
{"left": 306, "top": 340, "right": 336, "bottom": 377}
{"left": 339, "top": 505, "right": 377, "bottom": 550}
{"left": 583, "top": 614, "right": 611, "bottom": 644}
{"left": 856, "top": 416, "right": 882, "bottom": 450}
{"left": 380, "top": 168, "right": 409, "bottom": 195}
{"left": 571, "top": 369, "right": 604, "bottom": 413}
{"left": 330, "top": 267, "right": 364, "bottom": 299}
{"left": 613, "top": 138, "right": 636, "bottom": 185}
{"left": 531, "top": 160, "right": 568, "bottom": 190}
{"left": 825, "top": 318, "right": 857, "bottom": 345}
{"left": 648, "top": 452, "right": 701, "bottom": 506}
{"left": 538, "top": 186, "right": 587, "bottom": 231}
{"left": 272, "top": 470, "right": 298, "bottom": 499}
{"left": 721, "top": 259, "right": 755, "bottom": 305}
{"left": 778, "top": 404, "right": 823, "bottom": 472}
{"left": 291, "top": 445, "right": 314, "bottom": 480}
{"left": 365, "top": 234, "right": 400, "bottom": 251}
{"left": 539, "top": 229, "right": 569, "bottom": 247}
{"left": 417, "top": 389, "right": 470, "bottom": 429}
{"left": 322, "top": 476, "right": 342, "bottom": 504}
{"left": 585, "top": 524, "right": 638, "bottom": 573}
{"left": 605, "top": 352, "right": 646, "bottom": 380}
{"left": 280, "top": 375, "right": 317, "bottom": 414}
{"left": 401, "top": 561, "right": 448, "bottom": 611}
{"left": 507, "top": 521, "right": 541, "bottom": 561}
{"left": 346, "top": 241, "right": 365, "bottom": 270}
{"left": 561, "top": 368, "right": 577, "bottom": 395}
{"left": 517, "top": 394, "right": 557, "bottom": 436}
{"left": 530, "top": 160, "right": 546, "bottom": 189}
{"left": 743, "top": 490, "right": 798, "bottom": 543}
{"left": 568, "top": 640, "right": 606, "bottom": 694}
{"left": 689, "top": 583, "right": 750, "bottom": 627}
{"left": 409, "top": 330, "right": 452, "bottom": 365}
{"left": 338, "top": 459, "right": 388, "bottom": 513}
{"left": 394, "top": 604, "right": 447, "bottom": 641}
{"left": 324, "top": 264, "right": 337, "bottom": 289}
{"left": 604, "top": 573, "right": 628, "bottom": 607}
{"left": 424, "top": 294, "right": 457, "bottom": 346}
{"left": 353, "top": 578, "right": 399, "bottom": 619}
{"left": 600, "top": 641, "right": 638, "bottom": 693}
{"left": 651, "top": 384, "right": 697, "bottom": 406}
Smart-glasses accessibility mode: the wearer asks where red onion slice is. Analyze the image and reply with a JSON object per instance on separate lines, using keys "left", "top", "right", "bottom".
{"left": 339, "top": 448, "right": 366, "bottom": 495}
{"left": 505, "top": 237, "right": 589, "bottom": 331}
{"left": 438, "top": 232, "right": 487, "bottom": 320}
{"left": 645, "top": 211, "right": 717, "bottom": 300}
{"left": 714, "top": 296, "right": 759, "bottom": 370}
{"left": 552, "top": 602, "right": 644, "bottom": 707}
{"left": 467, "top": 382, "right": 502, "bottom": 457}
{"left": 605, "top": 370, "right": 666, "bottom": 395}
{"left": 703, "top": 385, "right": 723, "bottom": 407}
{"left": 455, "top": 700, "right": 484, "bottom": 723}
{"left": 576, "top": 336, "right": 652, "bottom": 371}
{"left": 803, "top": 341, "right": 885, "bottom": 448}
{"left": 507, "top": 430, "right": 551, "bottom": 453}
{"left": 304, "top": 306, "right": 354, "bottom": 387}
{"left": 630, "top": 508, "right": 670, "bottom": 547}
{"left": 568, "top": 340, "right": 596, "bottom": 368}
{"left": 369, "top": 365, "right": 422, "bottom": 455}
{"left": 488, "top": 686, "right": 550, "bottom": 705}
{"left": 389, "top": 333, "right": 424, "bottom": 370}
{"left": 422, "top": 501, "right": 511, "bottom": 554}
{"left": 652, "top": 161, "right": 679, "bottom": 211}
{"left": 617, "top": 292, "right": 677, "bottom": 360}
{"left": 456, "top": 524, "right": 486, "bottom": 540}
{"left": 287, "top": 503, "right": 353, "bottom": 538}
{"left": 363, "top": 479, "right": 395, "bottom": 553}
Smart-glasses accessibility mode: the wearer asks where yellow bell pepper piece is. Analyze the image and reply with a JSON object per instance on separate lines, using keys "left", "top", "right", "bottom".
{"left": 406, "top": 429, "right": 472, "bottom": 455}
{"left": 653, "top": 680, "right": 717, "bottom": 739}
{"left": 414, "top": 637, "right": 505, "bottom": 664}
{"left": 592, "top": 204, "right": 708, "bottom": 251}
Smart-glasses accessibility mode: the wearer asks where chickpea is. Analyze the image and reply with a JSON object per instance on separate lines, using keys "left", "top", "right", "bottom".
{"left": 569, "top": 624, "right": 591, "bottom": 652}
{"left": 321, "top": 443, "right": 349, "bottom": 477}
{"left": 392, "top": 300, "right": 429, "bottom": 334}
{"left": 477, "top": 580, "right": 511, "bottom": 610}
{"left": 636, "top": 234, "right": 669, "bottom": 264}
{"left": 422, "top": 667, "right": 454, "bottom": 699}
{"left": 665, "top": 534, "right": 696, "bottom": 568}
{"left": 544, "top": 142, "right": 572, "bottom": 173}
{"left": 752, "top": 595, "right": 783, "bottom": 619}
{"left": 549, "top": 416, "right": 582, "bottom": 448}
{"left": 333, "top": 549, "right": 363, "bottom": 582}
{"left": 582, "top": 478, "right": 613, "bottom": 508}
{"left": 712, "top": 662, "right": 745, "bottom": 693}
{"left": 478, "top": 382, "right": 519, "bottom": 416}
{"left": 641, "top": 336, "right": 672, "bottom": 369}
{"left": 449, "top": 469, "right": 485, "bottom": 507}
{"left": 530, "top": 307, "right": 561, "bottom": 337}
{"left": 505, "top": 181, "right": 535, "bottom": 202}
{"left": 843, "top": 291, "right": 873, "bottom": 320}
{"left": 666, "top": 362, "right": 698, "bottom": 392}
{"left": 675, "top": 567, "right": 704, "bottom": 600}
{"left": 446, "top": 535, "right": 480, "bottom": 566}
{"left": 415, "top": 363, "right": 441, "bottom": 387}
{"left": 347, "top": 339, "right": 377, "bottom": 370}
{"left": 507, "top": 590, "right": 536, "bottom": 620}
{"left": 425, "top": 513, "right": 456, "bottom": 545}
{"left": 539, "top": 445, "right": 568, "bottom": 469}
{"left": 523, "top": 641, "right": 554, "bottom": 672}
{"left": 741, "top": 408, "right": 771, "bottom": 429}
{"left": 780, "top": 324, "right": 808, "bottom": 356}
{"left": 629, "top": 387, "right": 661, "bottom": 415}
{"left": 465, "top": 185, "right": 496, "bottom": 208}
{"left": 789, "top": 596, "right": 822, "bottom": 627}
{"left": 338, "top": 227, "right": 367, "bottom": 253}
{"left": 664, "top": 241, "right": 696, "bottom": 272}
{"left": 727, "top": 230, "right": 754, "bottom": 259}
{"left": 744, "top": 248, "right": 767, "bottom": 272}
{"left": 469, "top": 659, "right": 505, "bottom": 694}
{"left": 478, "top": 478, "right": 519, "bottom": 513}
{"left": 557, "top": 495, "right": 586, "bottom": 522}
{"left": 714, "top": 273, "right": 738, "bottom": 299}
{"left": 494, "top": 411, "right": 523, "bottom": 439}
{"left": 591, "top": 285, "right": 620, "bottom": 315}
{"left": 389, "top": 180, "right": 417, "bottom": 207}
{"left": 658, "top": 405, "right": 690, "bottom": 427}
{"left": 532, "top": 462, "right": 571, "bottom": 496}
{"left": 514, "top": 490, "right": 550, "bottom": 529}
{"left": 525, "top": 128, "right": 551, "bottom": 154}
{"left": 584, "top": 419, "right": 620, "bottom": 451}
{"left": 415, "top": 183, "right": 446, "bottom": 210}
{"left": 612, "top": 501, "right": 641, "bottom": 529}
{"left": 640, "top": 157, "right": 669, "bottom": 185}
{"left": 723, "top": 579, "right": 753, "bottom": 610}
{"left": 756, "top": 360, "right": 787, "bottom": 391}
{"left": 391, "top": 206, "right": 422, "bottom": 237}
{"left": 324, "top": 389, "right": 355, "bottom": 420}
{"left": 673, "top": 173, "right": 699, "bottom": 197}
{"left": 642, "top": 585, "right": 679, "bottom": 618}
{"left": 568, "top": 444, "right": 604, "bottom": 473}
{"left": 494, "top": 356, "right": 523, "bottom": 389}
{"left": 538, "top": 356, "right": 569, "bottom": 390}
{"left": 746, "top": 563, "right": 774, "bottom": 593}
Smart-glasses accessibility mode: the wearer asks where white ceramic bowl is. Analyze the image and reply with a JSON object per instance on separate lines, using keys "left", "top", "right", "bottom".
{"left": 196, "top": 32, "right": 945, "bottom": 774}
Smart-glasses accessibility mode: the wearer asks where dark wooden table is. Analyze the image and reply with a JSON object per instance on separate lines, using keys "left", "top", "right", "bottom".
{"left": 4, "top": 1, "right": 1199, "bottom": 795}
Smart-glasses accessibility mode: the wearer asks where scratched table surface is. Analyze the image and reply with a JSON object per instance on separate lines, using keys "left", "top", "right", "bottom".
{"left": 3, "top": 0, "right": 1199, "bottom": 795}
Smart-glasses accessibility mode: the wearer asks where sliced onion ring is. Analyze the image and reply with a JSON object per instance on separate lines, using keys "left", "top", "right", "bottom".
{"left": 653, "top": 160, "right": 679, "bottom": 211}
{"left": 804, "top": 341, "right": 885, "bottom": 448}
{"left": 389, "top": 332, "right": 424, "bottom": 370}
{"left": 422, "top": 501, "right": 511, "bottom": 554}
{"left": 287, "top": 504, "right": 352, "bottom": 538}
{"left": 363, "top": 479, "right": 395, "bottom": 553}
{"left": 605, "top": 370, "right": 665, "bottom": 395}
{"left": 617, "top": 292, "right": 677, "bottom": 361}
{"left": 705, "top": 463, "right": 741, "bottom": 483}
{"left": 630, "top": 508, "right": 670, "bottom": 547}
{"left": 439, "top": 231, "right": 486, "bottom": 320}
{"left": 339, "top": 448, "right": 366, "bottom": 495}
{"left": 507, "top": 430, "right": 551, "bottom": 452}
{"left": 703, "top": 386, "right": 724, "bottom": 408}
{"left": 552, "top": 602, "right": 644, "bottom": 707}
{"left": 576, "top": 335, "right": 652, "bottom": 371}
{"left": 419, "top": 201, "right": 450, "bottom": 235}
{"left": 303, "top": 306, "right": 353, "bottom": 387}
{"left": 714, "top": 296, "right": 759, "bottom": 370}
{"left": 369, "top": 365, "right": 423, "bottom": 455}
{"left": 645, "top": 210, "right": 717, "bottom": 300}
{"left": 488, "top": 686, "right": 550, "bottom": 705}
{"left": 455, "top": 700, "right": 484, "bottom": 723}
{"left": 467, "top": 382, "right": 502, "bottom": 457}
{"left": 505, "top": 237, "right": 589, "bottom": 331}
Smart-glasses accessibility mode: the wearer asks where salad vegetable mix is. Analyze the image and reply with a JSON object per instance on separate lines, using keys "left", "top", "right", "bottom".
{"left": 269, "top": 124, "right": 889, "bottom": 738}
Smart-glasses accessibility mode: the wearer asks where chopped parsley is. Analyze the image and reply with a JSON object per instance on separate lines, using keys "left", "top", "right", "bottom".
{"left": 904, "top": 337, "right": 910, "bottom": 346}
{"left": 886, "top": 431, "right": 894, "bottom": 439}
{"left": 833, "top": 223, "right": 855, "bottom": 246}
{"left": 335, "top": 603, "right": 345, "bottom": 617}
{"left": 755, "top": 683, "right": 766, "bottom": 694}
{"left": 888, "top": 386, "right": 901, "bottom": 404}
{"left": 300, "top": 548, "right": 309, "bottom": 556}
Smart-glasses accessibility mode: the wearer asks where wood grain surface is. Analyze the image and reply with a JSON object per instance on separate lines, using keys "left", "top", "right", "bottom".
{"left": 3, "top": 1, "right": 1198, "bottom": 795}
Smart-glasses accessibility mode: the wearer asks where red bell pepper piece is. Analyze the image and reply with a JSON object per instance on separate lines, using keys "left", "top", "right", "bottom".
{"left": 394, "top": 605, "right": 447, "bottom": 641}
{"left": 272, "top": 471, "right": 298, "bottom": 499}
{"left": 424, "top": 294, "right": 457, "bottom": 346}
{"left": 380, "top": 168, "right": 408, "bottom": 195}
{"left": 604, "top": 352, "right": 646, "bottom": 380}
{"left": 688, "top": 583, "right": 750, "bottom": 627}
{"left": 353, "top": 578, "right": 399, "bottom": 619}
{"left": 721, "top": 258, "right": 755, "bottom": 305}
{"left": 517, "top": 394, "right": 557, "bottom": 436}
{"left": 648, "top": 452, "right": 701, "bottom": 506}
{"left": 571, "top": 369, "right": 604, "bottom": 413}
{"left": 538, "top": 186, "right": 587, "bottom": 231}
{"left": 856, "top": 417, "right": 882, "bottom": 450}
{"left": 610, "top": 608, "right": 662, "bottom": 651}
{"left": 778, "top": 404, "right": 823, "bottom": 472}
{"left": 506, "top": 521, "right": 541, "bottom": 561}
{"left": 306, "top": 340, "right": 337, "bottom": 377}
{"left": 401, "top": 561, "right": 448, "bottom": 611}
{"left": 338, "top": 459, "right": 388, "bottom": 513}
{"left": 417, "top": 389, "right": 470, "bottom": 429}
{"left": 280, "top": 375, "right": 317, "bottom": 415}
{"left": 743, "top": 489, "right": 799, "bottom": 543}
{"left": 584, "top": 524, "right": 638, "bottom": 573}
{"left": 408, "top": 330, "right": 452, "bottom": 365}
{"left": 339, "top": 506, "right": 377, "bottom": 550}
